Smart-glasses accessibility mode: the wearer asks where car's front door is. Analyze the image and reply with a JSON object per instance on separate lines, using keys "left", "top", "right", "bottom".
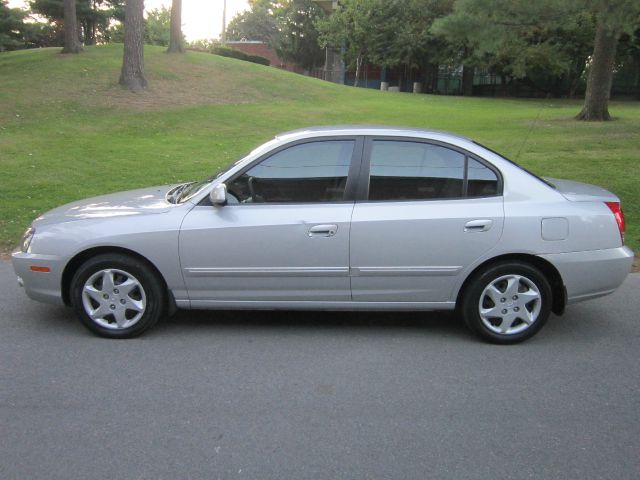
{"left": 179, "top": 138, "right": 362, "bottom": 306}
{"left": 350, "top": 138, "right": 504, "bottom": 303}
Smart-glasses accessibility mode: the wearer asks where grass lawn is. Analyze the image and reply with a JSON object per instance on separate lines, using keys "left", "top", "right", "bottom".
{"left": 1, "top": 44, "right": 639, "bottom": 256}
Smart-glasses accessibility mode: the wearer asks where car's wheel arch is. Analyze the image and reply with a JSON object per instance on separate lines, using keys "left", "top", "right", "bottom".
{"left": 456, "top": 253, "right": 566, "bottom": 316}
{"left": 61, "top": 246, "right": 176, "bottom": 314}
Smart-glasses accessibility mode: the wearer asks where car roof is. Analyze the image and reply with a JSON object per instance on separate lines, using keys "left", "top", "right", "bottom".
{"left": 275, "top": 125, "right": 472, "bottom": 143}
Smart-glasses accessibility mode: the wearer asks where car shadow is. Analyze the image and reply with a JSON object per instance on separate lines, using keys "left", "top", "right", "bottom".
{"left": 31, "top": 303, "right": 603, "bottom": 346}
{"left": 19, "top": 301, "right": 470, "bottom": 343}
{"left": 154, "top": 308, "right": 472, "bottom": 340}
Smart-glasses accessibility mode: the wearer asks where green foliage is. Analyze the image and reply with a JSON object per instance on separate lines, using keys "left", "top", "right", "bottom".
{"left": 22, "top": 20, "right": 62, "bottom": 48}
{"left": 127, "top": 5, "right": 188, "bottom": 48}
{"left": 187, "top": 38, "right": 217, "bottom": 50}
{"left": 227, "top": 0, "right": 325, "bottom": 70}
{"left": 317, "top": 0, "right": 454, "bottom": 71}
{"left": 382, "top": 0, "right": 454, "bottom": 69}
{"left": 226, "top": 0, "right": 277, "bottom": 44}
{"left": 432, "top": 0, "right": 597, "bottom": 96}
{"left": 317, "top": 0, "right": 393, "bottom": 70}
{"left": 212, "top": 45, "right": 270, "bottom": 66}
{"left": 273, "top": 0, "right": 325, "bottom": 70}
{"left": 582, "top": 0, "right": 640, "bottom": 34}
{"left": 616, "top": 23, "right": 640, "bottom": 94}
{"left": 106, "top": 21, "right": 123, "bottom": 44}
{"left": 0, "top": 1, "right": 25, "bottom": 51}
{"left": 144, "top": 7, "right": 171, "bottom": 47}
{"left": 29, "top": 0, "right": 124, "bottom": 45}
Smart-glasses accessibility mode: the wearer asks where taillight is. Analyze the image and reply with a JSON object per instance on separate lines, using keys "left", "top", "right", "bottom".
{"left": 605, "top": 201, "right": 626, "bottom": 243}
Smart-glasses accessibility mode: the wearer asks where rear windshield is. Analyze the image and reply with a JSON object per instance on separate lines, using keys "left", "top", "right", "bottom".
{"left": 472, "top": 141, "right": 556, "bottom": 189}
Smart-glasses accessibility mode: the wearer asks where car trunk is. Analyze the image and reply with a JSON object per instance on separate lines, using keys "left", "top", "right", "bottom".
{"left": 545, "top": 177, "right": 619, "bottom": 203}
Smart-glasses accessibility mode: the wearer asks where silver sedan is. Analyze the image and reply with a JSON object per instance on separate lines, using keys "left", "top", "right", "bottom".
{"left": 12, "top": 126, "right": 634, "bottom": 343}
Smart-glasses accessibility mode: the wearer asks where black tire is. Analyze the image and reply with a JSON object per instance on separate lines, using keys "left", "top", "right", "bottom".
{"left": 70, "top": 253, "right": 166, "bottom": 338}
{"left": 461, "top": 261, "right": 552, "bottom": 344}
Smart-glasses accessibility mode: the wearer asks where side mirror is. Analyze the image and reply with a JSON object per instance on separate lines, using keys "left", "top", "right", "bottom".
{"left": 210, "top": 183, "right": 227, "bottom": 206}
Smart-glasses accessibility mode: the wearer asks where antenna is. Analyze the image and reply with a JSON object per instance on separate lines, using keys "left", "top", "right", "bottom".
{"left": 514, "top": 108, "right": 542, "bottom": 162}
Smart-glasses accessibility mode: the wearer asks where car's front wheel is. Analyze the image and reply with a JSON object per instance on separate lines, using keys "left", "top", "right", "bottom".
{"left": 70, "top": 253, "right": 165, "bottom": 338}
{"left": 462, "top": 261, "right": 552, "bottom": 344}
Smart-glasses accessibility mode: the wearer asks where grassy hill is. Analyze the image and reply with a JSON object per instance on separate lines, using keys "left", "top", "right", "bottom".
{"left": 1, "top": 44, "right": 639, "bottom": 255}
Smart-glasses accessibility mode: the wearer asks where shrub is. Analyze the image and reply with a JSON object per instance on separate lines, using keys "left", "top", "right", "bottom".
{"left": 211, "top": 46, "right": 270, "bottom": 66}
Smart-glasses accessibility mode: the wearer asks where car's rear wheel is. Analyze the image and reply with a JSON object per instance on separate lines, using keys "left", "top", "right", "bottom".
{"left": 462, "top": 261, "right": 552, "bottom": 344}
{"left": 70, "top": 253, "right": 165, "bottom": 338}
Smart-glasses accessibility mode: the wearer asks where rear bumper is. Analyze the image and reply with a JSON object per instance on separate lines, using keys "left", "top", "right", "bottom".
{"left": 539, "top": 246, "right": 634, "bottom": 304}
{"left": 11, "top": 251, "right": 65, "bottom": 305}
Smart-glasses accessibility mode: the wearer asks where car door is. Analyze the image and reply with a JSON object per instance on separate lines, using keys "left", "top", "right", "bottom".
{"left": 350, "top": 137, "right": 504, "bottom": 303}
{"left": 179, "top": 137, "right": 363, "bottom": 305}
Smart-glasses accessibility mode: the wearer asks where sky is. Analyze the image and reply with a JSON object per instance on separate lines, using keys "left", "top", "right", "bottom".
{"left": 8, "top": 0, "right": 251, "bottom": 41}
{"left": 146, "top": 0, "right": 249, "bottom": 41}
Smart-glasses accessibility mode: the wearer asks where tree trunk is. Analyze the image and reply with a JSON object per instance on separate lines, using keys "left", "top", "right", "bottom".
{"left": 426, "top": 63, "right": 438, "bottom": 93}
{"left": 167, "top": 0, "right": 184, "bottom": 53}
{"left": 354, "top": 54, "right": 362, "bottom": 88}
{"left": 576, "top": 21, "right": 619, "bottom": 121}
{"left": 119, "top": 0, "right": 147, "bottom": 91}
{"left": 82, "top": 19, "right": 96, "bottom": 46}
{"left": 461, "top": 64, "right": 474, "bottom": 96}
{"left": 61, "top": 0, "right": 82, "bottom": 54}
{"left": 87, "top": 19, "right": 96, "bottom": 46}
{"left": 567, "top": 58, "right": 586, "bottom": 99}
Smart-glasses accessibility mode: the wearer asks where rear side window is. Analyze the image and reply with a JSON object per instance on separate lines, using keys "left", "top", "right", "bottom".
{"left": 227, "top": 140, "right": 355, "bottom": 203}
{"left": 367, "top": 140, "right": 499, "bottom": 201}
{"left": 369, "top": 141, "right": 465, "bottom": 200}
{"left": 467, "top": 158, "right": 499, "bottom": 197}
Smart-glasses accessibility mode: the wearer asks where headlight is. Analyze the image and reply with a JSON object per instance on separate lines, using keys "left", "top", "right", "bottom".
{"left": 21, "top": 226, "right": 35, "bottom": 253}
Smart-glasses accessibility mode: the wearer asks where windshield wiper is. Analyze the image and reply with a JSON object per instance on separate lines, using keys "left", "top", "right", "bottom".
{"left": 167, "top": 182, "right": 194, "bottom": 204}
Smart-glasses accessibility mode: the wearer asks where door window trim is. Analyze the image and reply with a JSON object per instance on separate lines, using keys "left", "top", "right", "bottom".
{"left": 199, "top": 136, "right": 365, "bottom": 206}
{"left": 356, "top": 136, "right": 503, "bottom": 202}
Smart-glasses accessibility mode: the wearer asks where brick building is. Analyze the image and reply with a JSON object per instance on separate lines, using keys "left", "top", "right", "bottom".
{"left": 223, "top": 41, "right": 303, "bottom": 74}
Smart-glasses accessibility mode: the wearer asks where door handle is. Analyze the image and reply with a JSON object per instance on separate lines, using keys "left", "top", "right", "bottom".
{"left": 464, "top": 219, "right": 493, "bottom": 232}
{"left": 308, "top": 224, "right": 338, "bottom": 237}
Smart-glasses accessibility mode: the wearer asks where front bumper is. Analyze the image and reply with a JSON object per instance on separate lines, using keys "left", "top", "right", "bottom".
{"left": 11, "top": 251, "right": 66, "bottom": 305}
{"left": 539, "top": 246, "right": 634, "bottom": 304}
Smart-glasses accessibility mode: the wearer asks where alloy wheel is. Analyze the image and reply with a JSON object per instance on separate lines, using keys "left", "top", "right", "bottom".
{"left": 81, "top": 268, "right": 146, "bottom": 330}
{"left": 478, "top": 274, "right": 542, "bottom": 335}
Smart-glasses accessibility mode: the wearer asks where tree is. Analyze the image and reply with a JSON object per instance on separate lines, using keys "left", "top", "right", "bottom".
{"left": 0, "top": 1, "right": 27, "bottom": 51}
{"left": 30, "top": 0, "right": 124, "bottom": 45}
{"left": 376, "top": 0, "right": 454, "bottom": 90}
{"left": 225, "top": 0, "right": 325, "bottom": 70}
{"left": 576, "top": 0, "right": 640, "bottom": 121}
{"left": 22, "top": 20, "right": 64, "bottom": 47}
{"left": 119, "top": 0, "right": 146, "bottom": 90}
{"left": 317, "top": 0, "right": 394, "bottom": 86}
{"left": 144, "top": 6, "right": 170, "bottom": 46}
{"left": 432, "top": 0, "right": 595, "bottom": 97}
{"left": 167, "top": 0, "right": 183, "bottom": 53}
{"left": 274, "top": 0, "right": 325, "bottom": 71}
{"left": 226, "top": 0, "right": 277, "bottom": 44}
{"left": 616, "top": 23, "right": 640, "bottom": 99}
{"left": 61, "top": 0, "right": 81, "bottom": 53}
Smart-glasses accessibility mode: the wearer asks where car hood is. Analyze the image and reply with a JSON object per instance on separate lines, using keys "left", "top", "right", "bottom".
{"left": 33, "top": 185, "right": 177, "bottom": 227}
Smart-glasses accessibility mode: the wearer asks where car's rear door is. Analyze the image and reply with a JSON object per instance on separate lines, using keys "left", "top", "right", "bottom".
{"left": 350, "top": 137, "right": 504, "bottom": 303}
{"left": 179, "top": 137, "right": 363, "bottom": 306}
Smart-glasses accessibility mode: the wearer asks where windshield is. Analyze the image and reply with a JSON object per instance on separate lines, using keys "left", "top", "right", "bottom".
{"left": 175, "top": 156, "right": 246, "bottom": 203}
{"left": 173, "top": 137, "right": 281, "bottom": 203}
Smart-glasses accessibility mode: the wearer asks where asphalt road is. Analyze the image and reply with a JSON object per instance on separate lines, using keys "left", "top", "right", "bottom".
{"left": 1, "top": 260, "right": 639, "bottom": 480}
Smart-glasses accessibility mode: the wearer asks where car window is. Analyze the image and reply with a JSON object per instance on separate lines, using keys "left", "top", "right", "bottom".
{"left": 368, "top": 141, "right": 465, "bottom": 200}
{"left": 467, "top": 158, "right": 499, "bottom": 197}
{"left": 227, "top": 140, "right": 355, "bottom": 203}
